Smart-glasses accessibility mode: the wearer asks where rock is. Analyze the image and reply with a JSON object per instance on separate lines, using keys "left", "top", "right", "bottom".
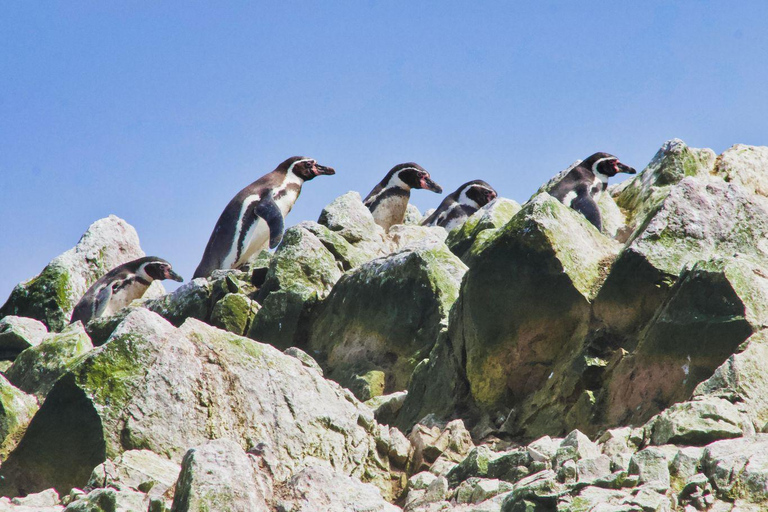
{"left": 11, "top": 489, "right": 60, "bottom": 507}
{"left": 387, "top": 224, "right": 448, "bottom": 252}
{"left": 410, "top": 419, "right": 474, "bottom": 475}
{"left": 274, "top": 465, "right": 399, "bottom": 512}
{"left": 628, "top": 448, "right": 671, "bottom": 491}
{"left": 553, "top": 486, "right": 635, "bottom": 512}
{"left": 0, "top": 309, "right": 393, "bottom": 499}
{"left": 702, "top": 435, "right": 768, "bottom": 503}
{"left": 365, "top": 391, "right": 407, "bottom": 425}
{"left": 317, "top": 191, "right": 389, "bottom": 258}
{"left": 712, "top": 144, "right": 768, "bottom": 198}
{"left": 386, "top": 427, "right": 412, "bottom": 468}
{"left": 143, "top": 278, "right": 213, "bottom": 327}
{"left": 0, "top": 374, "right": 38, "bottom": 457}
{"left": 249, "top": 224, "right": 343, "bottom": 350}
{"left": 648, "top": 397, "right": 746, "bottom": 446}
{"left": 504, "top": 469, "right": 563, "bottom": 507}
{"left": 347, "top": 370, "right": 386, "bottom": 402}
{"left": 596, "top": 193, "right": 627, "bottom": 240}
{"left": 408, "top": 471, "right": 437, "bottom": 491}
{"left": 577, "top": 455, "right": 612, "bottom": 483}
{"left": 447, "top": 446, "right": 496, "bottom": 487}
{"left": 0, "top": 316, "right": 48, "bottom": 360}
{"left": 560, "top": 430, "right": 601, "bottom": 461}
{"left": 446, "top": 194, "right": 620, "bottom": 433}
{"left": 0, "top": 215, "right": 152, "bottom": 331}
{"left": 670, "top": 447, "right": 704, "bottom": 490}
{"left": 598, "top": 427, "right": 638, "bottom": 472}
{"left": 693, "top": 330, "right": 768, "bottom": 432}
{"left": 445, "top": 198, "right": 521, "bottom": 263}
{"left": 5, "top": 322, "right": 93, "bottom": 400}
{"left": 64, "top": 487, "right": 149, "bottom": 512}
{"left": 486, "top": 448, "right": 531, "bottom": 483}
{"left": 283, "top": 346, "right": 323, "bottom": 375}
{"left": 558, "top": 459, "right": 577, "bottom": 483}
{"left": 601, "top": 255, "right": 768, "bottom": 428}
{"left": 87, "top": 450, "right": 180, "bottom": 502}
{"left": 209, "top": 292, "right": 259, "bottom": 335}
{"left": 404, "top": 204, "right": 423, "bottom": 225}
{"left": 612, "top": 139, "right": 717, "bottom": 236}
{"left": 170, "top": 439, "right": 267, "bottom": 512}
{"left": 628, "top": 485, "right": 672, "bottom": 511}
{"left": 308, "top": 238, "right": 466, "bottom": 399}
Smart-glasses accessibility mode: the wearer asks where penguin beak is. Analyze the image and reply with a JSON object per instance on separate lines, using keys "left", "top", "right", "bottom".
{"left": 314, "top": 164, "right": 335, "bottom": 176}
{"left": 166, "top": 269, "right": 184, "bottom": 282}
{"left": 421, "top": 177, "right": 443, "bottom": 193}
{"left": 617, "top": 162, "right": 636, "bottom": 175}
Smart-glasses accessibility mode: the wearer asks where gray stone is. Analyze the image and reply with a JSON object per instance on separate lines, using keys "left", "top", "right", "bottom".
{"left": 628, "top": 448, "right": 671, "bottom": 491}
{"left": 11, "top": 489, "right": 60, "bottom": 507}
{"left": 702, "top": 435, "right": 768, "bottom": 503}
{"left": 283, "top": 346, "right": 323, "bottom": 375}
{"left": 365, "top": 391, "right": 407, "bottom": 425}
{"left": 274, "top": 465, "right": 399, "bottom": 512}
{"left": 649, "top": 397, "right": 745, "bottom": 446}
{"left": 87, "top": 450, "right": 180, "bottom": 502}
{"left": 144, "top": 278, "right": 213, "bottom": 327}
{"left": 0, "top": 374, "right": 38, "bottom": 458}
{"left": 209, "top": 292, "right": 259, "bottom": 335}
{"left": 5, "top": 322, "right": 93, "bottom": 400}
{"left": 170, "top": 439, "right": 267, "bottom": 512}
{"left": 0, "top": 316, "right": 48, "bottom": 360}
{"left": 64, "top": 487, "right": 150, "bottom": 512}
{"left": 317, "top": 191, "right": 389, "bottom": 258}
{"left": 712, "top": 144, "right": 768, "bottom": 199}
{"left": 578, "top": 455, "right": 613, "bottom": 483}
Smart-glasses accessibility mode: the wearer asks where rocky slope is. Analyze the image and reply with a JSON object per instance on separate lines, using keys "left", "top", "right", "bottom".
{"left": 1, "top": 140, "right": 767, "bottom": 511}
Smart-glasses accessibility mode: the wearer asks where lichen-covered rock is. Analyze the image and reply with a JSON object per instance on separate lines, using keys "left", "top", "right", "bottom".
{"left": 443, "top": 194, "right": 620, "bottom": 433}
{"left": 0, "top": 375, "right": 38, "bottom": 457}
{"left": 648, "top": 397, "right": 746, "bottom": 446}
{"left": 87, "top": 450, "right": 180, "bottom": 504}
{"left": 143, "top": 278, "right": 213, "bottom": 327}
{"left": 317, "top": 191, "right": 389, "bottom": 258}
{"left": 702, "top": 435, "right": 768, "bottom": 503}
{"left": 445, "top": 198, "right": 521, "bottom": 263}
{"left": 601, "top": 256, "right": 768, "bottom": 428}
{"left": 300, "top": 221, "right": 374, "bottom": 271}
{"left": 595, "top": 176, "right": 768, "bottom": 340}
{"left": 64, "top": 487, "right": 149, "bottom": 512}
{"left": 404, "top": 203, "right": 423, "bottom": 225}
{"left": 249, "top": 225, "right": 343, "bottom": 350}
{"left": 387, "top": 224, "right": 448, "bottom": 253}
{"left": 273, "top": 465, "right": 400, "bottom": 512}
{"left": 170, "top": 439, "right": 268, "bottom": 512}
{"left": 5, "top": 322, "right": 93, "bottom": 400}
{"left": 365, "top": 391, "right": 407, "bottom": 426}
{"left": 0, "top": 215, "right": 153, "bottom": 332}
{"left": 612, "top": 139, "right": 717, "bottom": 235}
{"left": 712, "top": 144, "right": 768, "bottom": 198}
{"left": 0, "top": 309, "right": 393, "bottom": 499}
{"left": 308, "top": 238, "right": 467, "bottom": 399}
{"left": 0, "top": 316, "right": 48, "bottom": 361}
{"left": 209, "top": 292, "right": 259, "bottom": 335}
{"left": 628, "top": 448, "right": 670, "bottom": 491}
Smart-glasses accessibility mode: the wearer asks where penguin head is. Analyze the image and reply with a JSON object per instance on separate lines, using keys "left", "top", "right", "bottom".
{"left": 390, "top": 163, "right": 443, "bottom": 193}
{"left": 284, "top": 156, "right": 336, "bottom": 182}
{"left": 582, "top": 153, "right": 636, "bottom": 177}
{"left": 139, "top": 257, "right": 184, "bottom": 282}
{"left": 458, "top": 180, "right": 498, "bottom": 208}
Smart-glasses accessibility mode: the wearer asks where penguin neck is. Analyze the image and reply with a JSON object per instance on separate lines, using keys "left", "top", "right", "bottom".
{"left": 384, "top": 172, "right": 412, "bottom": 193}
{"left": 457, "top": 188, "right": 481, "bottom": 209}
{"left": 273, "top": 170, "right": 305, "bottom": 215}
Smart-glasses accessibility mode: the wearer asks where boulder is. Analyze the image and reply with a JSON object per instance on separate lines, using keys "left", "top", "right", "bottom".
{"left": 317, "top": 191, "right": 389, "bottom": 259}
{"left": 87, "top": 450, "right": 180, "bottom": 503}
{"left": 143, "top": 278, "right": 213, "bottom": 327}
{"left": 0, "top": 375, "right": 38, "bottom": 457}
{"left": 64, "top": 487, "right": 150, "bottom": 512}
{"left": 0, "top": 316, "right": 48, "bottom": 361}
{"left": 601, "top": 255, "right": 768, "bottom": 428}
{"left": 209, "top": 292, "right": 259, "bottom": 335}
{"left": 445, "top": 198, "right": 521, "bottom": 263}
{"left": 446, "top": 194, "right": 619, "bottom": 433}
{"left": 628, "top": 448, "right": 671, "bottom": 491}
{"left": 273, "top": 465, "right": 400, "bottom": 512}
{"left": 5, "top": 322, "right": 93, "bottom": 400}
{"left": 170, "top": 439, "right": 268, "bottom": 512}
{"left": 248, "top": 224, "right": 343, "bottom": 350}
{"left": 0, "top": 215, "right": 157, "bottom": 331}
{"left": 712, "top": 144, "right": 768, "bottom": 198}
{"left": 702, "top": 435, "right": 768, "bottom": 503}
{"left": 308, "top": 238, "right": 466, "bottom": 399}
{"left": 0, "top": 309, "right": 393, "bottom": 499}
{"left": 648, "top": 397, "right": 746, "bottom": 446}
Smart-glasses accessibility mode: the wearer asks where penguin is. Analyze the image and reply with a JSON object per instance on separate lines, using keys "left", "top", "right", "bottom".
{"left": 549, "top": 152, "right": 636, "bottom": 231}
{"left": 421, "top": 180, "right": 498, "bottom": 231}
{"left": 70, "top": 256, "right": 183, "bottom": 325}
{"left": 193, "top": 156, "right": 335, "bottom": 279}
{"left": 363, "top": 163, "right": 443, "bottom": 231}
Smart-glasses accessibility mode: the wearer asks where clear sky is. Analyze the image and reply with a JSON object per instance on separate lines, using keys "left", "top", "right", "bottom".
{"left": 2, "top": 2, "right": 767, "bottom": 299}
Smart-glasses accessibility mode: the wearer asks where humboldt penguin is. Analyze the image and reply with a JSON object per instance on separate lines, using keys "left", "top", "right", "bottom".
{"left": 363, "top": 163, "right": 442, "bottom": 231}
{"left": 193, "top": 156, "right": 335, "bottom": 279}
{"left": 70, "top": 256, "right": 183, "bottom": 325}
{"left": 549, "top": 152, "right": 636, "bottom": 231}
{"left": 421, "top": 180, "right": 498, "bottom": 231}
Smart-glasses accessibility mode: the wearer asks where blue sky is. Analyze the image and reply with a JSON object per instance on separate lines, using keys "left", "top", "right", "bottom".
{"left": 2, "top": 2, "right": 767, "bottom": 299}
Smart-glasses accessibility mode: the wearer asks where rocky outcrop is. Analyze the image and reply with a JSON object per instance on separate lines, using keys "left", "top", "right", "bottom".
{"left": 0, "top": 316, "right": 48, "bottom": 361}
{"left": 0, "top": 215, "right": 164, "bottom": 331}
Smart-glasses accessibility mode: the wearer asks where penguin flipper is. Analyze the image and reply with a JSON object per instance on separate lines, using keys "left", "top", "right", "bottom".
{"left": 571, "top": 195, "right": 603, "bottom": 232}
{"left": 253, "top": 192, "right": 285, "bottom": 249}
{"left": 87, "top": 282, "right": 115, "bottom": 323}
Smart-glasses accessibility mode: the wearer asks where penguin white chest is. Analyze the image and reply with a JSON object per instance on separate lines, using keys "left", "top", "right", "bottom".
{"left": 104, "top": 282, "right": 150, "bottom": 316}
{"left": 372, "top": 194, "right": 409, "bottom": 230}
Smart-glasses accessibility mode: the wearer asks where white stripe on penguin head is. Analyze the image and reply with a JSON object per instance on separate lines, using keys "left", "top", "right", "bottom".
{"left": 591, "top": 157, "right": 617, "bottom": 183}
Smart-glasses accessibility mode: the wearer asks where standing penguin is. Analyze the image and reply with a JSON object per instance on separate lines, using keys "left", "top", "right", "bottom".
{"left": 363, "top": 163, "right": 443, "bottom": 231}
{"left": 70, "top": 257, "right": 183, "bottom": 325}
{"left": 193, "top": 156, "right": 335, "bottom": 279}
{"left": 422, "top": 180, "right": 498, "bottom": 231}
{"left": 549, "top": 152, "right": 636, "bottom": 231}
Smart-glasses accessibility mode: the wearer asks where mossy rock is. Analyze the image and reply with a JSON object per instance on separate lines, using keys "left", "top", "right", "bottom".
{"left": 446, "top": 198, "right": 521, "bottom": 263}
{"left": 4, "top": 322, "right": 93, "bottom": 400}
{"left": 307, "top": 238, "right": 467, "bottom": 399}
{"left": 210, "top": 293, "right": 259, "bottom": 336}
{"left": 0, "top": 316, "right": 48, "bottom": 361}
{"left": 0, "top": 374, "right": 38, "bottom": 458}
